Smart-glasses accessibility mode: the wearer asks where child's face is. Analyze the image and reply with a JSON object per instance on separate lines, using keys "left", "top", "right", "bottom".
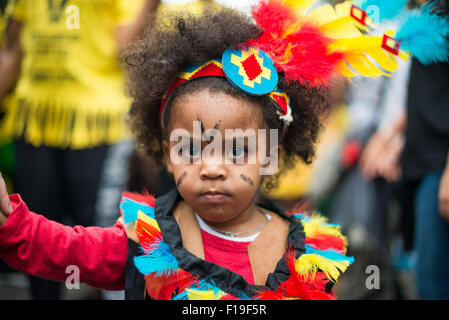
{"left": 162, "top": 89, "right": 275, "bottom": 224}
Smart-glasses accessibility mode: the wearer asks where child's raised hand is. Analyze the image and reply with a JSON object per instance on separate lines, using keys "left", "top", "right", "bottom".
{"left": 0, "top": 171, "right": 12, "bottom": 225}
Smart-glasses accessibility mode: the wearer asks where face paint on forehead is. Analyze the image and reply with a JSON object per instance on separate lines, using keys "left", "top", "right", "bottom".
{"left": 214, "top": 120, "right": 222, "bottom": 130}
{"left": 197, "top": 117, "right": 206, "bottom": 134}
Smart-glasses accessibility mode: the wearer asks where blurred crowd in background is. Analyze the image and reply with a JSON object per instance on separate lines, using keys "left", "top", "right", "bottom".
{"left": 0, "top": 0, "right": 448, "bottom": 300}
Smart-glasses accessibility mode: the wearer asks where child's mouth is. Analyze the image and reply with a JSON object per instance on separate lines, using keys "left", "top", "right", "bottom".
{"left": 199, "top": 191, "right": 230, "bottom": 202}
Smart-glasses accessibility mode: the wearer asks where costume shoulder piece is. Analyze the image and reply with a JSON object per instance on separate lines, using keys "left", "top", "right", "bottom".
{"left": 120, "top": 191, "right": 354, "bottom": 300}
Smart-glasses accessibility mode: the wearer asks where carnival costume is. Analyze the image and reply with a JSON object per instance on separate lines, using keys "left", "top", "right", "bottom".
{"left": 0, "top": 0, "right": 448, "bottom": 300}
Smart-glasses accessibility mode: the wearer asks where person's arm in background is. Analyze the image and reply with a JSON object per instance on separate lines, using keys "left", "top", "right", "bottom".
{"left": 358, "top": 58, "right": 411, "bottom": 182}
{"left": 0, "top": 171, "right": 129, "bottom": 290}
{"left": 0, "top": 19, "right": 22, "bottom": 104}
{"left": 439, "top": 151, "right": 449, "bottom": 221}
{"left": 375, "top": 111, "right": 407, "bottom": 181}
{"left": 115, "top": 0, "right": 161, "bottom": 51}
{"left": 359, "top": 111, "right": 407, "bottom": 181}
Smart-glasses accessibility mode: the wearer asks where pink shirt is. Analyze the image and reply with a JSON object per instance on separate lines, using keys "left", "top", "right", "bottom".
{"left": 201, "top": 230, "right": 255, "bottom": 284}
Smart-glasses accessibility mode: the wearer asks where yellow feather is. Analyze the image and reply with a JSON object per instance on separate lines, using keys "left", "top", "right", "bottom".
{"left": 329, "top": 35, "right": 381, "bottom": 52}
{"left": 306, "top": 2, "right": 340, "bottom": 25}
{"left": 328, "top": 36, "right": 403, "bottom": 78}
{"left": 186, "top": 289, "right": 225, "bottom": 300}
{"left": 364, "top": 48, "right": 399, "bottom": 72}
{"left": 281, "top": 0, "right": 408, "bottom": 80}
{"left": 350, "top": 55, "right": 388, "bottom": 77}
{"left": 137, "top": 210, "right": 161, "bottom": 232}
{"left": 301, "top": 214, "right": 345, "bottom": 239}
{"left": 320, "top": 16, "right": 367, "bottom": 39}
{"left": 301, "top": 213, "right": 349, "bottom": 251}
{"left": 295, "top": 254, "right": 351, "bottom": 282}
{"left": 337, "top": 61, "right": 358, "bottom": 78}
{"left": 307, "top": 1, "right": 370, "bottom": 37}
{"left": 282, "top": 0, "right": 318, "bottom": 15}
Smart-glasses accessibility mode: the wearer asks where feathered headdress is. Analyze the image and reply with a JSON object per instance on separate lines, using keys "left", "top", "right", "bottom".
{"left": 242, "top": 0, "right": 410, "bottom": 86}
{"left": 159, "top": 0, "right": 449, "bottom": 129}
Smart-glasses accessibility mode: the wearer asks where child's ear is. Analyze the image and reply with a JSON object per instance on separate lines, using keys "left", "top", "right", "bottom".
{"left": 162, "top": 140, "right": 174, "bottom": 174}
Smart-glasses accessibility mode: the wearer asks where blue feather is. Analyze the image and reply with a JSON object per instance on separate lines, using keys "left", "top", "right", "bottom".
{"left": 236, "top": 291, "right": 253, "bottom": 300}
{"left": 396, "top": 3, "right": 449, "bottom": 64}
{"left": 134, "top": 241, "right": 179, "bottom": 277}
{"left": 293, "top": 213, "right": 304, "bottom": 220}
{"left": 171, "top": 290, "right": 189, "bottom": 300}
{"left": 305, "top": 244, "right": 355, "bottom": 264}
{"left": 120, "top": 197, "right": 155, "bottom": 223}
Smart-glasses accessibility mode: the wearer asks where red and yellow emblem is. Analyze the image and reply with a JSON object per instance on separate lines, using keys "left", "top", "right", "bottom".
{"left": 229, "top": 47, "right": 272, "bottom": 89}
{"left": 222, "top": 46, "right": 279, "bottom": 95}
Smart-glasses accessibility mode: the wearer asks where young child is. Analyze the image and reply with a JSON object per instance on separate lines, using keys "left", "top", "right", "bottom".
{"left": 0, "top": 0, "right": 428, "bottom": 300}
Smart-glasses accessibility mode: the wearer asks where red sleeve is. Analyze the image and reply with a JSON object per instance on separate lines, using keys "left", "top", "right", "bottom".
{"left": 0, "top": 194, "right": 129, "bottom": 290}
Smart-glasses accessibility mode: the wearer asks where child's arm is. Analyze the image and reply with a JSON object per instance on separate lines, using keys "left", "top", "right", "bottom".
{"left": 0, "top": 173, "right": 129, "bottom": 290}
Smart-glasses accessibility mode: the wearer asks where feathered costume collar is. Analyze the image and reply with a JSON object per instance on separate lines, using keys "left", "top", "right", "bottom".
{"left": 120, "top": 189, "right": 354, "bottom": 300}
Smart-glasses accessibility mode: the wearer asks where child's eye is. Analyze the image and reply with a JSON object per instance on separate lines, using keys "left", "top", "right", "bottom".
{"left": 227, "top": 145, "right": 247, "bottom": 159}
{"left": 181, "top": 144, "right": 201, "bottom": 158}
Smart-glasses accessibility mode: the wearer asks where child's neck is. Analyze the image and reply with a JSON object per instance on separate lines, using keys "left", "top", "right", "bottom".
{"left": 201, "top": 204, "right": 268, "bottom": 237}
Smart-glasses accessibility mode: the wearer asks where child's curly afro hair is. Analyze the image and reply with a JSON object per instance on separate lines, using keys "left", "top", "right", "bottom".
{"left": 123, "top": 6, "right": 328, "bottom": 189}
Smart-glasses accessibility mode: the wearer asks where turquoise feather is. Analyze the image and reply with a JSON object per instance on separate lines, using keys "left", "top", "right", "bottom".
{"left": 120, "top": 197, "right": 155, "bottom": 223}
{"left": 305, "top": 244, "right": 355, "bottom": 264}
{"left": 134, "top": 241, "right": 179, "bottom": 277}
{"left": 396, "top": 4, "right": 449, "bottom": 64}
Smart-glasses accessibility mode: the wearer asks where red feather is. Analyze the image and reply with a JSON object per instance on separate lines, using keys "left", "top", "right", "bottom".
{"left": 145, "top": 269, "right": 194, "bottom": 300}
{"left": 275, "top": 248, "right": 336, "bottom": 300}
{"left": 279, "top": 272, "right": 335, "bottom": 300}
{"left": 253, "top": 291, "right": 285, "bottom": 300}
{"left": 136, "top": 218, "right": 162, "bottom": 251}
{"left": 121, "top": 190, "right": 155, "bottom": 208}
{"left": 243, "top": 0, "right": 344, "bottom": 87}
{"left": 306, "top": 234, "right": 346, "bottom": 253}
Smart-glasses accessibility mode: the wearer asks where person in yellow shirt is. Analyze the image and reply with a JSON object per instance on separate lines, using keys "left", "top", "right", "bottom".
{"left": 0, "top": 0, "right": 15, "bottom": 190}
{"left": 0, "top": 0, "right": 160, "bottom": 300}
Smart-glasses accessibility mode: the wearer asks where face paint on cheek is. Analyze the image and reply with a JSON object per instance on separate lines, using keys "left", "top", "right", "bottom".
{"left": 240, "top": 174, "right": 254, "bottom": 186}
{"left": 176, "top": 171, "right": 188, "bottom": 187}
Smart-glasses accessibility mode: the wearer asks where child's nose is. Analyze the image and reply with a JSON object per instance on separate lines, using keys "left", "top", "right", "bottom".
{"left": 199, "top": 156, "right": 227, "bottom": 180}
